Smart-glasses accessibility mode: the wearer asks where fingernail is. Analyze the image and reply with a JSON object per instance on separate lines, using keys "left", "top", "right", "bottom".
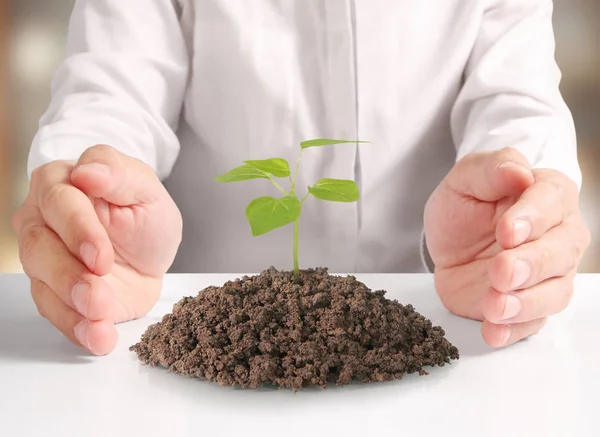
{"left": 74, "top": 320, "right": 91, "bottom": 350}
{"left": 511, "top": 259, "right": 530, "bottom": 289}
{"left": 498, "top": 160, "right": 530, "bottom": 172}
{"left": 80, "top": 242, "right": 97, "bottom": 271}
{"left": 72, "top": 281, "right": 90, "bottom": 315}
{"left": 498, "top": 161, "right": 521, "bottom": 170}
{"left": 77, "top": 163, "right": 111, "bottom": 176}
{"left": 513, "top": 219, "right": 531, "bottom": 246}
{"left": 502, "top": 295, "right": 522, "bottom": 320}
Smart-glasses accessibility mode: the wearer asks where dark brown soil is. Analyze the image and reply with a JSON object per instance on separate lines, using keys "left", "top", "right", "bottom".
{"left": 130, "top": 267, "right": 459, "bottom": 390}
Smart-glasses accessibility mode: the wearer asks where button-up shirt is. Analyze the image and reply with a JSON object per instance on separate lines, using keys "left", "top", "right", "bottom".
{"left": 27, "top": 0, "right": 580, "bottom": 273}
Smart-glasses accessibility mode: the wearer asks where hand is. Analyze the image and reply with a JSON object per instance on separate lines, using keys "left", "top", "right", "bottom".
{"left": 423, "top": 147, "right": 590, "bottom": 347}
{"left": 12, "top": 145, "right": 182, "bottom": 355}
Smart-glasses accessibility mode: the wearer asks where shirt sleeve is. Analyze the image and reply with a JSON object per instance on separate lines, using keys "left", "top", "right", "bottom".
{"left": 421, "top": 0, "right": 580, "bottom": 273}
{"left": 450, "top": 0, "right": 581, "bottom": 189}
{"left": 27, "top": 0, "right": 189, "bottom": 181}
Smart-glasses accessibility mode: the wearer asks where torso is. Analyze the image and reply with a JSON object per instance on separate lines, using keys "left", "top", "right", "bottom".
{"left": 164, "top": 0, "right": 485, "bottom": 273}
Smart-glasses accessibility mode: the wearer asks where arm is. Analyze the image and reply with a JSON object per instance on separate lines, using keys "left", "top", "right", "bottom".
{"left": 27, "top": 0, "right": 189, "bottom": 180}
{"left": 421, "top": 0, "right": 579, "bottom": 273}
{"left": 451, "top": 0, "right": 581, "bottom": 188}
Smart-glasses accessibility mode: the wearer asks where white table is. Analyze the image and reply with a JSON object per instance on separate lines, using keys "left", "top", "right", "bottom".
{"left": 0, "top": 273, "right": 598, "bottom": 437}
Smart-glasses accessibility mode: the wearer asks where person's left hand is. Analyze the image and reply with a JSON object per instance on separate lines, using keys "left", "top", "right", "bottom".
{"left": 424, "top": 147, "right": 591, "bottom": 347}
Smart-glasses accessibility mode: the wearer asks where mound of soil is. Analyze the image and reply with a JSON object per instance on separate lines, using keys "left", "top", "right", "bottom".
{"left": 130, "top": 267, "right": 459, "bottom": 390}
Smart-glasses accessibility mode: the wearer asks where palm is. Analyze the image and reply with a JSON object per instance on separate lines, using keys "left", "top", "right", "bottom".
{"left": 66, "top": 149, "right": 183, "bottom": 325}
{"left": 17, "top": 145, "right": 187, "bottom": 356}
{"left": 94, "top": 199, "right": 170, "bottom": 272}
{"left": 423, "top": 158, "right": 534, "bottom": 321}
{"left": 426, "top": 184, "right": 517, "bottom": 267}
{"left": 89, "top": 197, "right": 181, "bottom": 323}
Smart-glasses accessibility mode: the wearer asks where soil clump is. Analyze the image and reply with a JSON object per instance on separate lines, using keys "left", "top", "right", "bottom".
{"left": 130, "top": 267, "right": 459, "bottom": 390}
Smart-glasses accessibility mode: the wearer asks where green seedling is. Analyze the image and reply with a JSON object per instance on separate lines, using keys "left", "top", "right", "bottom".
{"left": 215, "top": 138, "right": 368, "bottom": 275}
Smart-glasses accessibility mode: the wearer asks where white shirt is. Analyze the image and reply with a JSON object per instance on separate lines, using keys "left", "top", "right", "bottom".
{"left": 27, "top": 0, "right": 581, "bottom": 274}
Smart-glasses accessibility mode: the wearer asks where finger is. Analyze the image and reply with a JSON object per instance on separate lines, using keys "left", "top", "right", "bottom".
{"left": 70, "top": 144, "right": 165, "bottom": 206}
{"left": 495, "top": 169, "right": 580, "bottom": 249}
{"left": 31, "top": 279, "right": 118, "bottom": 355}
{"left": 481, "top": 317, "right": 547, "bottom": 348}
{"left": 489, "top": 218, "right": 587, "bottom": 292}
{"left": 18, "top": 215, "right": 116, "bottom": 321}
{"left": 446, "top": 147, "right": 534, "bottom": 202}
{"left": 30, "top": 161, "right": 113, "bottom": 275}
{"left": 481, "top": 274, "right": 574, "bottom": 324}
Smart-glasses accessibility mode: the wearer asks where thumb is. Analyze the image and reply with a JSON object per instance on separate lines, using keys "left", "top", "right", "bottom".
{"left": 445, "top": 147, "right": 534, "bottom": 202}
{"left": 70, "top": 145, "right": 164, "bottom": 206}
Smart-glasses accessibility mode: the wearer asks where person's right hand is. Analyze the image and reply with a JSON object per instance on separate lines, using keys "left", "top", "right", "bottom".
{"left": 11, "top": 145, "right": 182, "bottom": 355}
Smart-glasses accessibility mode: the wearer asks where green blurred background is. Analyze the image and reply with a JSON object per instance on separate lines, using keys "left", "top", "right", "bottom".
{"left": 1, "top": 0, "right": 598, "bottom": 273}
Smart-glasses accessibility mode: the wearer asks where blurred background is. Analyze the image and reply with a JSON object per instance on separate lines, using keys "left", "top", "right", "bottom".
{"left": 0, "top": 0, "right": 598, "bottom": 273}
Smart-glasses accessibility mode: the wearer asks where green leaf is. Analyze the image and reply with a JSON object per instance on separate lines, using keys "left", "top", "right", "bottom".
{"left": 300, "top": 138, "right": 369, "bottom": 149}
{"left": 245, "top": 195, "right": 301, "bottom": 236}
{"left": 308, "top": 178, "right": 360, "bottom": 202}
{"left": 214, "top": 164, "right": 268, "bottom": 182}
{"left": 244, "top": 158, "right": 290, "bottom": 177}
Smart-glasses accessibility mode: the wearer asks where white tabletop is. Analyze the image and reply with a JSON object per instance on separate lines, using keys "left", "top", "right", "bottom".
{"left": 0, "top": 272, "right": 598, "bottom": 437}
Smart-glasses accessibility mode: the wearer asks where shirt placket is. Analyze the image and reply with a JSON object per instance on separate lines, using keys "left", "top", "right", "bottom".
{"left": 323, "top": 0, "right": 360, "bottom": 271}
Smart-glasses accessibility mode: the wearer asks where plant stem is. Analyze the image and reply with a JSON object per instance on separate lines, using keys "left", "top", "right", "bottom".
{"left": 267, "top": 174, "right": 287, "bottom": 195}
{"left": 291, "top": 149, "right": 304, "bottom": 276}
{"left": 292, "top": 149, "right": 303, "bottom": 190}
{"left": 293, "top": 218, "right": 299, "bottom": 275}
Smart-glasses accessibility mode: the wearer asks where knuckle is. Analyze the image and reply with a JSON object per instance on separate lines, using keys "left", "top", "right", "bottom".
{"left": 48, "top": 263, "right": 83, "bottom": 309}
{"left": 19, "top": 250, "right": 37, "bottom": 278}
{"left": 59, "top": 272, "right": 82, "bottom": 299}
{"left": 90, "top": 143, "right": 115, "bottom": 154}
{"left": 496, "top": 147, "right": 524, "bottom": 164}
{"left": 40, "top": 183, "right": 67, "bottom": 212}
{"left": 31, "top": 160, "right": 66, "bottom": 188}
{"left": 30, "top": 163, "right": 48, "bottom": 186}
{"left": 19, "top": 225, "right": 45, "bottom": 260}
{"left": 47, "top": 254, "right": 84, "bottom": 298}
{"left": 571, "top": 221, "right": 591, "bottom": 267}
{"left": 78, "top": 144, "right": 122, "bottom": 176}
{"left": 480, "top": 293, "right": 500, "bottom": 323}
{"left": 30, "top": 164, "right": 50, "bottom": 194}
{"left": 537, "top": 180, "right": 564, "bottom": 205}
{"left": 548, "top": 179, "right": 565, "bottom": 201}
{"left": 536, "top": 239, "right": 552, "bottom": 280}
{"left": 30, "top": 282, "right": 48, "bottom": 320}
{"left": 31, "top": 161, "right": 74, "bottom": 202}
{"left": 86, "top": 144, "right": 117, "bottom": 162}
{"left": 69, "top": 214, "right": 92, "bottom": 245}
